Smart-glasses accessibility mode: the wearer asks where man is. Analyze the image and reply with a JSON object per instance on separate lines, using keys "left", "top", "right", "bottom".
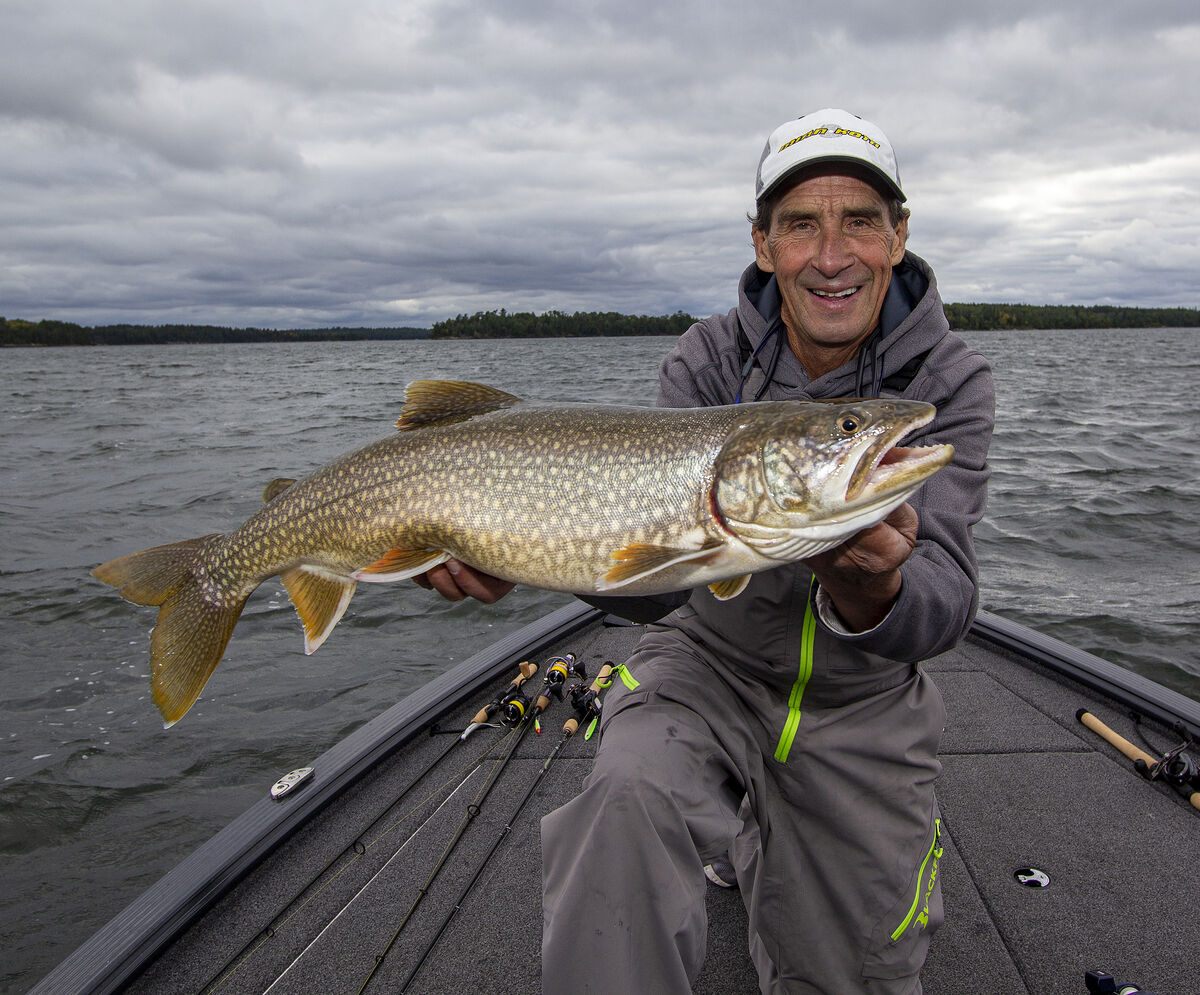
{"left": 420, "top": 109, "right": 994, "bottom": 994}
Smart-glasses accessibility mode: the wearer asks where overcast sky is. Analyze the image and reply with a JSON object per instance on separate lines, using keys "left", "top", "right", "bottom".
{"left": 2, "top": 0, "right": 1197, "bottom": 328}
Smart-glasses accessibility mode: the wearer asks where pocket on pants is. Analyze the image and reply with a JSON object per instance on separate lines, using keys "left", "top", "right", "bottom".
{"left": 861, "top": 816, "right": 944, "bottom": 982}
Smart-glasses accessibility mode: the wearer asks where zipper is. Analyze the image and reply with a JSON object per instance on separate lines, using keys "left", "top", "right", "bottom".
{"left": 890, "top": 818, "right": 943, "bottom": 942}
{"left": 773, "top": 577, "right": 816, "bottom": 763}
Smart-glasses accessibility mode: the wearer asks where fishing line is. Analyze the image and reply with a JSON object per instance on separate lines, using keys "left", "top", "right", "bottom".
{"left": 200, "top": 727, "right": 514, "bottom": 994}
{"left": 356, "top": 710, "right": 538, "bottom": 993}
{"left": 198, "top": 661, "right": 543, "bottom": 994}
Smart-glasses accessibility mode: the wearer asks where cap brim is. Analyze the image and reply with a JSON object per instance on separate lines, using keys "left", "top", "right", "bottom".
{"left": 760, "top": 155, "right": 906, "bottom": 204}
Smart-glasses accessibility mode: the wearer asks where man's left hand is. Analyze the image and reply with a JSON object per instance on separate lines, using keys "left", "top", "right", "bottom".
{"left": 803, "top": 502, "right": 918, "bottom": 632}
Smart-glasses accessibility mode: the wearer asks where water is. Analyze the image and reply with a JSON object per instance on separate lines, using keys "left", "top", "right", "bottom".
{"left": 2, "top": 330, "right": 1198, "bottom": 991}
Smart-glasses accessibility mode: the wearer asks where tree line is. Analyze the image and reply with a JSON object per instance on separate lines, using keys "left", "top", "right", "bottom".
{"left": 3, "top": 303, "right": 1197, "bottom": 347}
{"left": 0, "top": 318, "right": 430, "bottom": 347}
{"left": 429, "top": 309, "right": 698, "bottom": 338}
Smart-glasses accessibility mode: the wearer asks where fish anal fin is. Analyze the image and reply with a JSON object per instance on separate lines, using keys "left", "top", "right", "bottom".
{"left": 395, "top": 380, "right": 522, "bottom": 431}
{"left": 262, "top": 477, "right": 298, "bottom": 503}
{"left": 600, "top": 540, "right": 724, "bottom": 590}
{"left": 352, "top": 548, "right": 450, "bottom": 583}
{"left": 708, "top": 574, "right": 752, "bottom": 601}
{"left": 280, "top": 566, "right": 357, "bottom": 654}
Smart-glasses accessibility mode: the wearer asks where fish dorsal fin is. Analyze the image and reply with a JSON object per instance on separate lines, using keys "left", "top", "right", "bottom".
{"left": 262, "top": 477, "right": 298, "bottom": 503}
{"left": 395, "top": 380, "right": 522, "bottom": 431}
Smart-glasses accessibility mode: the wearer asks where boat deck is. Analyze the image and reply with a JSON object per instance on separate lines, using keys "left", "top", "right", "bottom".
{"left": 38, "top": 609, "right": 1200, "bottom": 995}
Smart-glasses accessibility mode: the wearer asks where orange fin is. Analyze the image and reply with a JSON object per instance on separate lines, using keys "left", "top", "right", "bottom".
{"left": 600, "top": 540, "right": 723, "bottom": 590}
{"left": 353, "top": 548, "right": 450, "bottom": 583}
{"left": 279, "top": 566, "right": 357, "bottom": 654}
{"left": 262, "top": 477, "right": 298, "bottom": 503}
{"left": 395, "top": 380, "right": 522, "bottom": 431}
{"left": 708, "top": 574, "right": 752, "bottom": 601}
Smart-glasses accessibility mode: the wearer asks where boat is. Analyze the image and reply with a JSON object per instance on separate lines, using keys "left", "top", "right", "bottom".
{"left": 29, "top": 603, "right": 1200, "bottom": 995}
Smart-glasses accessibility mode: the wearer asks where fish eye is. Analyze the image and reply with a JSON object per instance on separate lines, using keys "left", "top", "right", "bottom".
{"left": 838, "top": 414, "right": 862, "bottom": 434}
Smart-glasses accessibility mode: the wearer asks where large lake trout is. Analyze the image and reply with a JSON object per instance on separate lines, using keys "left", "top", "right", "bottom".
{"left": 93, "top": 380, "right": 953, "bottom": 726}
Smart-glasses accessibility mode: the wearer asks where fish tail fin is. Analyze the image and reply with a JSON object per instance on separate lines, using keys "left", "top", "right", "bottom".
{"left": 92, "top": 535, "right": 246, "bottom": 727}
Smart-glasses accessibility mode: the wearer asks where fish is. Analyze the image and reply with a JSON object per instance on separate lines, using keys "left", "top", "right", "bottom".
{"left": 92, "top": 379, "right": 954, "bottom": 726}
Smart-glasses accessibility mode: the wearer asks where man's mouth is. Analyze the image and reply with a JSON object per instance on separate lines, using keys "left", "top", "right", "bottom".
{"left": 810, "top": 287, "right": 859, "bottom": 299}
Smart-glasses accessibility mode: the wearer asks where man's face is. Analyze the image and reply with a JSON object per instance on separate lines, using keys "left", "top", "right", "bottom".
{"left": 752, "top": 171, "right": 908, "bottom": 373}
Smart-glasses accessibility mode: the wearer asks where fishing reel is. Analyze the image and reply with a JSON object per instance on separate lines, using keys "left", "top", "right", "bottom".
{"left": 1132, "top": 723, "right": 1200, "bottom": 791}
{"left": 498, "top": 689, "right": 530, "bottom": 726}
{"left": 1086, "top": 969, "right": 1157, "bottom": 994}
{"left": 567, "top": 659, "right": 615, "bottom": 725}
{"left": 535, "top": 654, "right": 587, "bottom": 713}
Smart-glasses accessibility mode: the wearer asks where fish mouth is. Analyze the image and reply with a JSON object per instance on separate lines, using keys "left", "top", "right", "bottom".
{"left": 845, "top": 410, "right": 954, "bottom": 503}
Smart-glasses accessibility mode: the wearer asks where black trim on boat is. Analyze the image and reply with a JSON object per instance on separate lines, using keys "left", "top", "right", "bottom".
{"left": 972, "top": 609, "right": 1200, "bottom": 741}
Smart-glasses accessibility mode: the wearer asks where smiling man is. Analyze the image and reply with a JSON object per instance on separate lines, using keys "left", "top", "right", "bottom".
{"left": 537, "top": 110, "right": 994, "bottom": 994}
{"left": 421, "top": 110, "right": 995, "bottom": 993}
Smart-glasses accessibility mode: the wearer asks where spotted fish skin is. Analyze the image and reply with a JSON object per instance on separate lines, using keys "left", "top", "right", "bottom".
{"left": 92, "top": 380, "right": 953, "bottom": 726}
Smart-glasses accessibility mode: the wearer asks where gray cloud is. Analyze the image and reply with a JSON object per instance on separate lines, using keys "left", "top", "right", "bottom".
{"left": 1, "top": 1, "right": 1197, "bottom": 327}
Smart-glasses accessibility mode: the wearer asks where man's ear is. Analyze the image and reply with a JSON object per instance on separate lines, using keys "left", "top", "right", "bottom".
{"left": 752, "top": 226, "right": 776, "bottom": 273}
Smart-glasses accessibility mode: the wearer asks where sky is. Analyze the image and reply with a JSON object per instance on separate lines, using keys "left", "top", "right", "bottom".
{"left": 2, "top": 0, "right": 1198, "bottom": 328}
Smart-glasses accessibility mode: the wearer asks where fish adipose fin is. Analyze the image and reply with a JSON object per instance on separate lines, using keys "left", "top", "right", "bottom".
{"left": 708, "top": 574, "right": 752, "bottom": 601}
{"left": 280, "top": 566, "right": 357, "bottom": 654}
{"left": 395, "top": 380, "right": 522, "bottom": 431}
{"left": 91, "top": 535, "right": 245, "bottom": 728}
{"left": 601, "top": 540, "right": 724, "bottom": 591}
{"left": 353, "top": 548, "right": 450, "bottom": 582}
{"left": 262, "top": 477, "right": 298, "bottom": 502}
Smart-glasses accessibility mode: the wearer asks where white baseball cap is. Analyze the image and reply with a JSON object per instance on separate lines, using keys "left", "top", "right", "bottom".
{"left": 755, "top": 109, "right": 905, "bottom": 203}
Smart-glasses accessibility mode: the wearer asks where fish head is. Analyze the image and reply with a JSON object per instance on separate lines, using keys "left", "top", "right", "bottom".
{"left": 713, "top": 399, "right": 954, "bottom": 560}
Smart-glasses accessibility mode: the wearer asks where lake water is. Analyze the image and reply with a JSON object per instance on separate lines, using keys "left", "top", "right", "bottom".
{"left": 2, "top": 329, "right": 1198, "bottom": 990}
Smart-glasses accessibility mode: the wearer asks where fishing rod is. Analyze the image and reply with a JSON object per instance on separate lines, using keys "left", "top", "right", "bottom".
{"left": 199, "top": 658, "right": 540, "bottom": 995}
{"left": 1077, "top": 709, "right": 1200, "bottom": 811}
{"left": 397, "top": 663, "right": 616, "bottom": 993}
{"left": 357, "top": 655, "right": 584, "bottom": 993}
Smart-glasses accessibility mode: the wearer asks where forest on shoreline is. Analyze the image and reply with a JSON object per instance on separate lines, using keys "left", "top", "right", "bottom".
{"left": 3, "top": 302, "right": 1198, "bottom": 347}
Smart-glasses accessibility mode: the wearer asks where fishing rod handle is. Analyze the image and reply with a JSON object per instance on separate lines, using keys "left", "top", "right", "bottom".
{"left": 471, "top": 660, "right": 538, "bottom": 724}
{"left": 1077, "top": 710, "right": 1200, "bottom": 811}
{"left": 563, "top": 664, "right": 615, "bottom": 736}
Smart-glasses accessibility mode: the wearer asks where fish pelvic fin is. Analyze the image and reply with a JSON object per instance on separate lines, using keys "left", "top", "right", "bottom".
{"left": 92, "top": 535, "right": 244, "bottom": 727}
{"left": 353, "top": 548, "right": 450, "bottom": 582}
{"left": 708, "top": 574, "right": 752, "bottom": 601}
{"left": 262, "top": 477, "right": 298, "bottom": 503}
{"left": 395, "top": 380, "right": 522, "bottom": 431}
{"left": 600, "top": 540, "right": 724, "bottom": 591}
{"left": 280, "top": 566, "right": 357, "bottom": 654}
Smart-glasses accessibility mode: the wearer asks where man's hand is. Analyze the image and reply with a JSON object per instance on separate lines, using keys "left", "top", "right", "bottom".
{"left": 413, "top": 559, "right": 516, "bottom": 604}
{"left": 804, "top": 503, "right": 918, "bottom": 632}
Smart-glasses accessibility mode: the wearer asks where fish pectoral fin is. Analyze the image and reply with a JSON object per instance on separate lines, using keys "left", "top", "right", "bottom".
{"left": 395, "top": 380, "right": 522, "bottom": 431}
{"left": 262, "top": 477, "right": 298, "bottom": 503}
{"left": 708, "top": 574, "right": 752, "bottom": 601}
{"left": 600, "top": 540, "right": 724, "bottom": 591}
{"left": 263, "top": 477, "right": 298, "bottom": 503}
{"left": 352, "top": 548, "right": 450, "bottom": 583}
{"left": 280, "top": 566, "right": 357, "bottom": 654}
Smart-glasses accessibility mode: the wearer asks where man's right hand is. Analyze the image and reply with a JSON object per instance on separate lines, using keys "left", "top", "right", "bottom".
{"left": 414, "top": 559, "right": 516, "bottom": 603}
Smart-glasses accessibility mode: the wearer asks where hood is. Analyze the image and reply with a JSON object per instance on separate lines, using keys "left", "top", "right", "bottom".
{"left": 737, "top": 251, "right": 950, "bottom": 400}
